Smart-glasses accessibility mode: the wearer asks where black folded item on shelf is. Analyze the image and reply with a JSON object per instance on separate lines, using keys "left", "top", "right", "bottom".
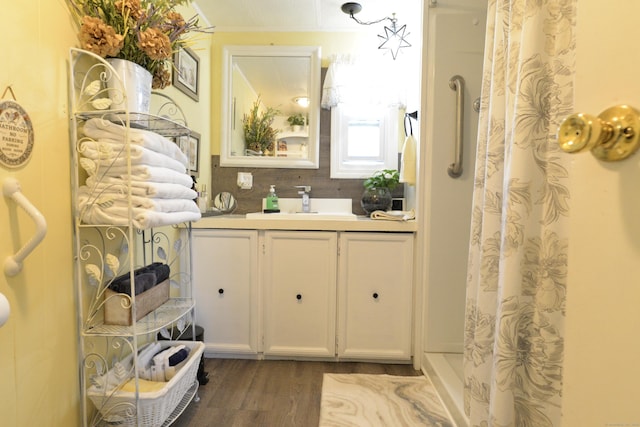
{"left": 168, "top": 348, "right": 190, "bottom": 367}
{"left": 108, "top": 262, "right": 170, "bottom": 295}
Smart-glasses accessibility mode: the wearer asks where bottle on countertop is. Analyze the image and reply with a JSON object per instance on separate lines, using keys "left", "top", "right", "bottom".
{"left": 265, "top": 184, "right": 280, "bottom": 212}
{"left": 198, "top": 184, "right": 209, "bottom": 213}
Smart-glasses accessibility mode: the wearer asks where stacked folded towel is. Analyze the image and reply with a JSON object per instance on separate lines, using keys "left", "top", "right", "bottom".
{"left": 370, "top": 209, "right": 416, "bottom": 221}
{"left": 92, "top": 342, "right": 193, "bottom": 392}
{"left": 109, "top": 262, "right": 170, "bottom": 296}
{"left": 136, "top": 342, "right": 192, "bottom": 382}
{"left": 77, "top": 118, "right": 200, "bottom": 228}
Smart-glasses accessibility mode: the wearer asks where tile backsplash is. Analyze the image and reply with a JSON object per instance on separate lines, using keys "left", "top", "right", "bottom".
{"left": 206, "top": 107, "right": 403, "bottom": 215}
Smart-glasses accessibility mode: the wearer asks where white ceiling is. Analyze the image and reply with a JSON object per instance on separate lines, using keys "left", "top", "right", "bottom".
{"left": 192, "top": 0, "right": 422, "bottom": 116}
{"left": 193, "top": 0, "right": 420, "bottom": 32}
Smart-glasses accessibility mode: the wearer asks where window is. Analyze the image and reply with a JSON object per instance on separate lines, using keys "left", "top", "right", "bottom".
{"left": 322, "top": 55, "right": 405, "bottom": 179}
{"left": 330, "top": 103, "right": 400, "bottom": 178}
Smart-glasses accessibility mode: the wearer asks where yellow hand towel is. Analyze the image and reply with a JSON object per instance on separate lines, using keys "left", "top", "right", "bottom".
{"left": 399, "top": 134, "right": 417, "bottom": 185}
{"left": 121, "top": 378, "right": 166, "bottom": 393}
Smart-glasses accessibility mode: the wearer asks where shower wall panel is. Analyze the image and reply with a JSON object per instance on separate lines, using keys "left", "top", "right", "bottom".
{"left": 421, "top": 3, "right": 486, "bottom": 353}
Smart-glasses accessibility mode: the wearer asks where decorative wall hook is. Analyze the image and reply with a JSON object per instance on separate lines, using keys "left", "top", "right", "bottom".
{"left": 404, "top": 111, "right": 418, "bottom": 136}
{"left": 557, "top": 105, "right": 640, "bottom": 161}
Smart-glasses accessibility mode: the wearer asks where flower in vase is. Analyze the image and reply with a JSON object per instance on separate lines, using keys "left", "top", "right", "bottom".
{"left": 66, "top": 0, "right": 214, "bottom": 89}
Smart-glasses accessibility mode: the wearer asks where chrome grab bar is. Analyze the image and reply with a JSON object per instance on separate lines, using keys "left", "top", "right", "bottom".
{"left": 448, "top": 75, "right": 465, "bottom": 178}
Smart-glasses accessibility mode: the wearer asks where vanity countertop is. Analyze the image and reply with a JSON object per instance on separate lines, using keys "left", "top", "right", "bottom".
{"left": 192, "top": 214, "right": 417, "bottom": 232}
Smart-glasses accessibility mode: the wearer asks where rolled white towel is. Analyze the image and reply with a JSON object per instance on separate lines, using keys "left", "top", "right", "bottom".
{"left": 78, "top": 189, "right": 199, "bottom": 214}
{"left": 80, "top": 140, "right": 186, "bottom": 174}
{"left": 86, "top": 194, "right": 199, "bottom": 214}
{"left": 79, "top": 159, "right": 193, "bottom": 188}
{"left": 78, "top": 198, "right": 201, "bottom": 228}
{"left": 82, "top": 118, "right": 189, "bottom": 166}
{"left": 84, "top": 177, "right": 197, "bottom": 200}
{"left": 134, "top": 210, "right": 201, "bottom": 229}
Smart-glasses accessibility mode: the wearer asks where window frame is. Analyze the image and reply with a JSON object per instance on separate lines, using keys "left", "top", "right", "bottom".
{"left": 330, "top": 103, "right": 400, "bottom": 179}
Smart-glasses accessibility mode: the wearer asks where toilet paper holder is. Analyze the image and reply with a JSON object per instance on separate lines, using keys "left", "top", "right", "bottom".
{"left": 557, "top": 104, "right": 640, "bottom": 161}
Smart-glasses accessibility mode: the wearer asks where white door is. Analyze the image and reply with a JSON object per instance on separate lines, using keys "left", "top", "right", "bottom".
{"left": 562, "top": 1, "right": 640, "bottom": 424}
{"left": 192, "top": 229, "right": 259, "bottom": 355}
{"left": 337, "top": 232, "right": 413, "bottom": 360}
{"left": 263, "top": 231, "right": 337, "bottom": 357}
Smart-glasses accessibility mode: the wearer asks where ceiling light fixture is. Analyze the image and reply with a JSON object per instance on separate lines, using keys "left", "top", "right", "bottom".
{"left": 293, "top": 96, "right": 310, "bottom": 108}
{"left": 340, "top": 2, "right": 411, "bottom": 60}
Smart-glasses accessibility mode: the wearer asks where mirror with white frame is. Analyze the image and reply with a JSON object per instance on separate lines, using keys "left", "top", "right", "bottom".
{"left": 220, "top": 45, "right": 322, "bottom": 168}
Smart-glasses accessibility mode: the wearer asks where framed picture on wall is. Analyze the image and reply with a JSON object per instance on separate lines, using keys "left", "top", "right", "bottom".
{"left": 178, "top": 131, "right": 200, "bottom": 177}
{"left": 173, "top": 47, "right": 200, "bottom": 101}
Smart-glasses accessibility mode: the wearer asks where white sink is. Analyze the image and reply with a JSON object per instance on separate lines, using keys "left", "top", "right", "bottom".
{"left": 245, "top": 212, "right": 357, "bottom": 220}
{"left": 246, "top": 198, "right": 357, "bottom": 221}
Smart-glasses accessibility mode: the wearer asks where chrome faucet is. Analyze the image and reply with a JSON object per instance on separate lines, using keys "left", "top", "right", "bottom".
{"left": 295, "top": 185, "right": 311, "bottom": 213}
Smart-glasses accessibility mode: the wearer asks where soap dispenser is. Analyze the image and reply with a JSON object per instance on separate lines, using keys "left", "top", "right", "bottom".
{"left": 265, "top": 185, "right": 280, "bottom": 213}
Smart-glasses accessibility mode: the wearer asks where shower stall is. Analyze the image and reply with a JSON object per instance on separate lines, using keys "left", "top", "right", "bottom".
{"left": 418, "top": 1, "right": 487, "bottom": 424}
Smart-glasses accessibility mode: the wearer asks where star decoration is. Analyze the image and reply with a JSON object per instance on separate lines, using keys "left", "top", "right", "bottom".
{"left": 378, "top": 22, "right": 411, "bottom": 60}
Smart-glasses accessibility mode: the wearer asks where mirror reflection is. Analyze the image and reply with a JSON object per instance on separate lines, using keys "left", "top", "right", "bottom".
{"left": 220, "top": 45, "right": 321, "bottom": 168}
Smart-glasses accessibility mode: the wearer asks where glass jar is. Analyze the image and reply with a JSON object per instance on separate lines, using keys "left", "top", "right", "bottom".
{"left": 361, "top": 187, "right": 392, "bottom": 215}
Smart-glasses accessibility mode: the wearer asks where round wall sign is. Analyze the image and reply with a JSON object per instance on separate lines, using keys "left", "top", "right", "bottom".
{"left": 0, "top": 100, "right": 34, "bottom": 168}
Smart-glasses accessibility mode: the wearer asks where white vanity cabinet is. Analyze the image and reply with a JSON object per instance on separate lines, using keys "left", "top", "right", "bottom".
{"left": 263, "top": 231, "right": 337, "bottom": 357}
{"left": 337, "top": 232, "right": 414, "bottom": 360}
{"left": 192, "top": 224, "right": 415, "bottom": 362}
{"left": 192, "top": 229, "right": 259, "bottom": 355}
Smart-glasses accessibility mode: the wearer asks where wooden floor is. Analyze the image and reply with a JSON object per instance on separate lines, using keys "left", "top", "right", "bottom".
{"left": 173, "top": 358, "right": 422, "bottom": 427}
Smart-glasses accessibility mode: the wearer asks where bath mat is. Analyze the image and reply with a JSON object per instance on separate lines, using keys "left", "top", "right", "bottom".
{"left": 319, "top": 373, "right": 454, "bottom": 427}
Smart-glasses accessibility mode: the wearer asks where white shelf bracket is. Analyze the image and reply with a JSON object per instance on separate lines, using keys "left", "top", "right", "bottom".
{"left": 3, "top": 177, "right": 47, "bottom": 277}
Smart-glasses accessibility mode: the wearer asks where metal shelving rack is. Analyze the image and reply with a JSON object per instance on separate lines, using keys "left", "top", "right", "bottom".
{"left": 69, "top": 48, "right": 199, "bottom": 427}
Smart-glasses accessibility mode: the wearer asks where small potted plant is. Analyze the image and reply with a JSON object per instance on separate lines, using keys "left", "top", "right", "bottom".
{"left": 287, "top": 113, "right": 306, "bottom": 132}
{"left": 243, "top": 96, "right": 280, "bottom": 155}
{"left": 361, "top": 169, "right": 399, "bottom": 214}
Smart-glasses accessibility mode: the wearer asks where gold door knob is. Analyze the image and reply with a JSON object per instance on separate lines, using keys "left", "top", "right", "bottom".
{"left": 557, "top": 105, "right": 640, "bottom": 161}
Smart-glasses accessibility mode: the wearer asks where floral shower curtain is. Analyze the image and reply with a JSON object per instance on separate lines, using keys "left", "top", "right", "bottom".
{"left": 464, "top": 1, "right": 576, "bottom": 425}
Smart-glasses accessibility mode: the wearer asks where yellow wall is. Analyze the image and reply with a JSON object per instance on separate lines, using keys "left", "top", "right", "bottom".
{"left": 0, "top": 1, "right": 79, "bottom": 426}
{"left": 0, "top": 2, "right": 210, "bottom": 426}
{"left": 165, "top": 5, "right": 213, "bottom": 198}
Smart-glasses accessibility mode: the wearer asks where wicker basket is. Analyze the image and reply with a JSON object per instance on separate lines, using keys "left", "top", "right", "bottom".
{"left": 87, "top": 340, "right": 204, "bottom": 426}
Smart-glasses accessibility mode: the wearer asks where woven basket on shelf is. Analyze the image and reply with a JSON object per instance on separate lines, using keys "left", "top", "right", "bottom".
{"left": 87, "top": 340, "right": 204, "bottom": 427}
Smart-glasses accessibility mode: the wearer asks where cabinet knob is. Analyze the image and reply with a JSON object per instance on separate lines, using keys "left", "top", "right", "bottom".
{"left": 218, "top": 288, "right": 224, "bottom": 295}
{"left": 372, "top": 292, "right": 379, "bottom": 299}
{"left": 296, "top": 294, "right": 302, "bottom": 300}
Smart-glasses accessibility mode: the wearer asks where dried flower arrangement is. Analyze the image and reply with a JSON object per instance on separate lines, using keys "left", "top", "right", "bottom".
{"left": 66, "top": 0, "right": 213, "bottom": 89}
{"left": 243, "top": 96, "right": 280, "bottom": 155}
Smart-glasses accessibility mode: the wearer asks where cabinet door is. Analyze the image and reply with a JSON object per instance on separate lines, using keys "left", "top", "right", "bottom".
{"left": 338, "top": 232, "right": 414, "bottom": 360}
{"left": 193, "top": 229, "right": 259, "bottom": 355}
{"left": 263, "top": 231, "right": 337, "bottom": 357}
